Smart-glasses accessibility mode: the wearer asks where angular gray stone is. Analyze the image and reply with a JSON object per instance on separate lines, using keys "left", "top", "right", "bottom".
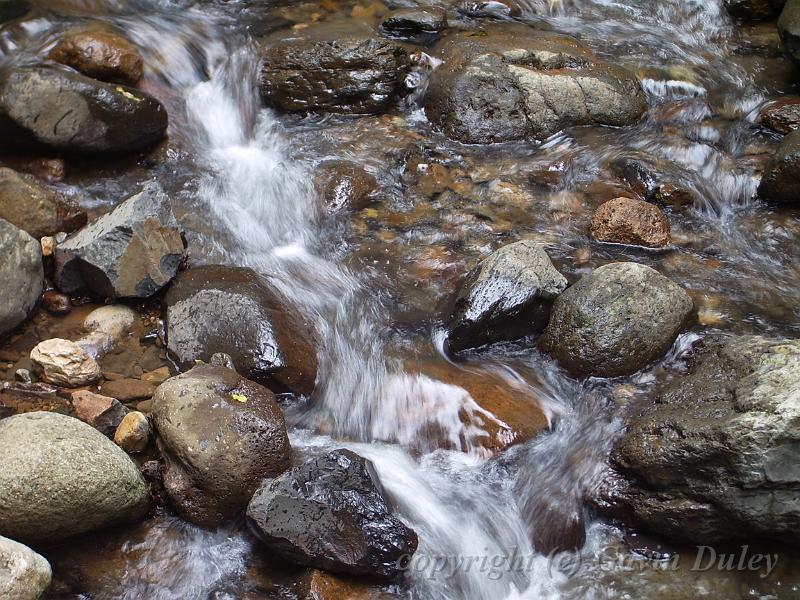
{"left": 758, "top": 128, "right": 800, "bottom": 204}
{"left": 0, "top": 219, "right": 42, "bottom": 339}
{"left": 0, "top": 535, "right": 51, "bottom": 600}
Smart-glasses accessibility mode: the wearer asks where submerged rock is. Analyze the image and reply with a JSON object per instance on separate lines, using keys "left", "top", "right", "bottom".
{"left": 725, "top": 0, "right": 785, "bottom": 19}
{"left": 30, "top": 338, "right": 101, "bottom": 387}
{"left": 779, "top": 0, "right": 800, "bottom": 64}
{"left": 247, "top": 449, "right": 418, "bottom": 580}
{"left": 0, "top": 535, "right": 51, "bottom": 600}
{"left": 0, "top": 412, "right": 148, "bottom": 545}
{"left": 49, "top": 28, "right": 144, "bottom": 85}
{"left": 596, "top": 336, "right": 800, "bottom": 546}
{"left": 445, "top": 240, "right": 567, "bottom": 353}
{"left": 590, "top": 197, "right": 670, "bottom": 248}
{"left": 317, "top": 160, "right": 378, "bottom": 212}
{"left": 152, "top": 365, "right": 291, "bottom": 527}
{"left": 164, "top": 265, "right": 318, "bottom": 396}
{"left": 757, "top": 128, "right": 800, "bottom": 203}
{"left": 0, "top": 219, "right": 43, "bottom": 339}
{"left": 0, "top": 66, "right": 167, "bottom": 154}
{"left": 541, "top": 262, "right": 693, "bottom": 377}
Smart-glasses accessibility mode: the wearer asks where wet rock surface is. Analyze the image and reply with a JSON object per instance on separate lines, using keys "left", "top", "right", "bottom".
{"left": 725, "top": 0, "right": 786, "bottom": 19}
{"left": 779, "top": 0, "right": 800, "bottom": 64}
{"left": 760, "top": 96, "right": 800, "bottom": 133}
{"left": 758, "top": 128, "right": 800, "bottom": 203}
{"left": 317, "top": 160, "right": 378, "bottom": 212}
{"left": 0, "top": 219, "right": 43, "bottom": 340}
{"left": 113, "top": 411, "right": 151, "bottom": 454}
{"left": 247, "top": 449, "right": 418, "bottom": 580}
{"left": 381, "top": 8, "right": 447, "bottom": 37}
{"left": 0, "top": 535, "right": 51, "bottom": 600}
{"left": 590, "top": 197, "right": 671, "bottom": 248}
{"left": 49, "top": 28, "right": 144, "bottom": 85}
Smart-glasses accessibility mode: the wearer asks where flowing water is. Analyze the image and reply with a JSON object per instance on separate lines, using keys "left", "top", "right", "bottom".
{"left": 2, "top": 0, "right": 800, "bottom": 598}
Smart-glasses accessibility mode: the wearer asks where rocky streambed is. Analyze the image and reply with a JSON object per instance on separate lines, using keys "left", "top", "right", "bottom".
{"left": 0, "top": 0, "right": 799, "bottom": 599}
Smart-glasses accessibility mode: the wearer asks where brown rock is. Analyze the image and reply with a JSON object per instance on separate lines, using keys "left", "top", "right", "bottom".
{"left": 71, "top": 390, "right": 128, "bottom": 436}
{"left": 653, "top": 182, "right": 696, "bottom": 208}
{"left": 760, "top": 97, "right": 800, "bottom": 134}
{"left": 113, "top": 411, "right": 150, "bottom": 453}
{"left": 0, "top": 158, "right": 65, "bottom": 182}
{"left": 317, "top": 160, "right": 377, "bottom": 212}
{"left": 300, "top": 569, "right": 382, "bottom": 600}
{"left": 41, "top": 290, "right": 71, "bottom": 315}
{"left": 30, "top": 339, "right": 101, "bottom": 387}
{"left": 141, "top": 367, "right": 171, "bottom": 385}
{"left": 49, "top": 29, "right": 144, "bottom": 85}
{"left": 590, "top": 197, "right": 670, "bottom": 248}
{"left": 99, "top": 378, "right": 156, "bottom": 402}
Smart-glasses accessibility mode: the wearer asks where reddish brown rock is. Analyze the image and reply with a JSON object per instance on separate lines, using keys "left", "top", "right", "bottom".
{"left": 99, "top": 378, "right": 156, "bottom": 402}
{"left": 760, "top": 97, "right": 800, "bottom": 134}
{"left": 41, "top": 290, "right": 72, "bottom": 315}
{"left": 71, "top": 390, "right": 128, "bottom": 436}
{"left": 0, "top": 158, "right": 65, "bottom": 182}
{"left": 49, "top": 29, "right": 144, "bottom": 85}
{"left": 590, "top": 197, "right": 670, "bottom": 248}
{"left": 113, "top": 411, "right": 151, "bottom": 453}
{"left": 317, "top": 160, "right": 378, "bottom": 212}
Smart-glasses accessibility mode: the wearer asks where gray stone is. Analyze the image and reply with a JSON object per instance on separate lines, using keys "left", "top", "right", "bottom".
{"left": 0, "top": 535, "right": 51, "bottom": 600}
{"left": 758, "top": 128, "right": 800, "bottom": 204}
{"left": 779, "top": 0, "right": 800, "bottom": 64}
{"left": 0, "top": 219, "right": 42, "bottom": 339}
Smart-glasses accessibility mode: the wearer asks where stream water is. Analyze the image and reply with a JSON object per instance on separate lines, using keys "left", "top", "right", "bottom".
{"left": 2, "top": 0, "right": 800, "bottom": 598}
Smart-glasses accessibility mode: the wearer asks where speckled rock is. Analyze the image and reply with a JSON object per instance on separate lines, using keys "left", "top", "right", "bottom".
{"left": 49, "top": 28, "right": 144, "bottom": 85}
{"left": 0, "top": 535, "right": 51, "bottom": 600}
{"left": 30, "top": 338, "right": 101, "bottom": 387}
{"left": 0, "top": 219, "right": 42, "bottom": 339}
{"left": 590, "top": 197, "right": 670, "bottom": 248}
{"left": 317, "top": 160, "right": 378, "bottom": 212}
{"left": 760, "top": 97, "right": 800, "bottom": 134}
{"left": 779, "top": 0, "right": 800, "bottom": 64}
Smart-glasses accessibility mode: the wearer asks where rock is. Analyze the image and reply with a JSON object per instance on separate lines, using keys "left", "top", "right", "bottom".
{"left": 457, "top": 0, "right": 521, "bottom": 18}
{"left": 0, "top": 168, "right": 86, "bottom": 239}
{"left": 725, "top": 0, "right": 785, "bottom": 19}
{"left": 260, "top": 22, "right": 410, "bottom": 114}
{"left": 541, "top": 262, "right": 694, "bottom": 377}
{"left": 0, "top": 66, "right": 167, "bottom": 155}
{"left": 79, "top": 304, "right": 137, "bottom": 357}
{"left": 100, "top": 378, "right": 155, "bottom": 402}
{"left": 30, "top": 338, "right": 102, "bottom": 387}
{"left": 55, "top": 181, "right": 184, "bottom": 299}
{"left": 152, "top": 365, "right": 292, "bottom": 527}
{"left": 445, "top": 240, "right": 567, "bottom": 353}
{"left": 424, "top": 27, "right": 646, "bottom": 143}
{"left": 164, "top": 265, "right": 318, "bottom": 396}
{"left": 49, "top": 28, "right": 144, "bottom": 85}
{"left": 0, "top": 157, "right": 65, "bottom": 182}
{"left": 590, "top": 197, "right": 670, "bottom": 248}
{"left": 141, "top": 366, "right": 171, "bottom": 385}
{"left": 113, "top": 411, "right": 150, "bottom": 453}
{"left": 760, "top": 97, "right": 800, "bottom": 134}
{"left": 41, "top": 290, "right": 71, "bottom": 315}
{"left": 317, "top": 161, "right": 378, "bottom": 212}
{"left": 0, "top": 0, "right": 28, "bottom": 22}
{"left": 299, "top": 569, "right": 382, "bottom": 600}
{"left": 0, "top": 412, "right": 148, "bottom": 544}
{"left": 758, "top": 128, "right": 800, "bottom": 203}
{"left": 247, "top": 449, "right": 418, "bottom": 580}
{"left": 612, "top": 158, "right": 697, "bottom": 209}
{"left": 0, "top": 219, "right": 43, "bottom": 339}
{"left": 71, "top": 390, "right": 128, "bottom": 437}
{"left": 596, "top": 336, "right": 800, "bottom": 546}
{"left": 780, "top": 0, "right": 800, "bottom": 64}
{"left": 0, "top": 535, "right": 51, "bottom": 600}
{"left": 381, "top": 8, "right": 447, "bottom": 38}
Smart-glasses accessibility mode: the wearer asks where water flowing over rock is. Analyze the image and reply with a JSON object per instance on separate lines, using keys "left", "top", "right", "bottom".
{"left": 246, "top": 449, "right": 418, "bottom": 580}
{"left": 152, "top": 365, "right": 292, "bottom": 528}
{"left": 55, "top": 181, "right": 184, "bottom": 299}
{"left": 30, "top": 338, "right": 101, "bottom": 387}
{"left": 757, "top": 128, "right": 800, "bottom": 204}
{"left": 0, "top": 412, "right": 148, "bottom": 545}
{"left": 595, "top": 336, "right": 800, "bottom": 546}
{"left": 444, "top": 240, "right": 568, "bottom": 353}
{"left": 0, "top": 66, "right": 167, "bottom": 154}
{"left": 317, "top": 160, "right": 378, "bottom": 213}
{"left": 779, "top": 0, "right": 800, "bottom": 64}
{"left": 163, "top": 265, "right": 318, "bottom": 396}
{"left": 0, "top": 535, "right": 51, "bottom": 600}
{"left": 49, "top": 28, "right": 144, "bottom": 85}
{"left": 541, "top": 262, "right": 694, "bottom": 377}
{"left": 590, "top": 197, "right": 671, "bottom": 248}
{"left": 424, "top": 26, "right": 647, "bottom": 143}
{"left": 0, "top": 219, "right": 42, "bottom": 340}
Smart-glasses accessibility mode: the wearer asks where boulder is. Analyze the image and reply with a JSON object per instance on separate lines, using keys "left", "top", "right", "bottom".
{"left": 424, "top": 27, "right": 646, "bottom": 143}
{"left": 541, "top": 262, "right": 693, "bottom": 377}
{"left": 0, "top": 412, "right": 148, "bottom": 545}
{"left": 260, "top": 22, "right": 410, "bottom": 114}
{"left": 0, "top": 66, "right": 166, "bottom": 155}
{"left": 113, "top": 411, "right": 151, "bottom": 453}
{"left": 758, "top": 128, "right": 800, "bottom": 204}
{"left": 317, "top": 160, "right": 378, "bottom": 212}
{"left": 0, "top": 168, "right": 86, "bottom": 239}
{"left": 49, "top": 28, "right": 144, "bottom": 85}
{"left": 724, "top": 0, "right": 785, "bottom": 19}
{"left": 164, "top": 265, "right": 317, "bottom": 396}
{"left": 760, "top": 97, "right": 800, "bottom": 134}
{"left": 590, "top": 197, "right": 670, "bottom": 248}
{"left": 0, "top": 536, "right": 51, "bottom": 600}
{"left": 71, "top": 390, "right": 128, "bottom": 437}
{"left": 30, "top": 338, "right": 101, "bottom": 387}
{"left": 55, "top": 181, "right": 184, "bottom": 299}
{"left": 779, "top": 0, "right": 800, "bottom": 64}
{"left": 445, "top": 240, "right": 568, "bottom": 353}
{"left": 380, "top": 8, "right": 447, "bottom": 38}
{"left": 595, "top": 336, "right": 800, "bottom": 546}
{"left": 246, "top": 449, "right": 418, "bottom": 580}
{"left": 0, "top": 219, "right": 42, "bottom": 339}
{"left": 152, "top": 365, "right": 292, "bottom": 527}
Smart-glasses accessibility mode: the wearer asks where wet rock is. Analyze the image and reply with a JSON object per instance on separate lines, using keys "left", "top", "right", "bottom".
{"left": 71, "top": 390, "right": 128, "bottom": 437}
{"left": 164, "top": 265, "right": 318, "bottom": 396}
{"left": 317, "top": 160, "right": 378, "bottom": 212}
{"left": 725, "top": 0, "right": 785, "bottom": 19}
{"left": 247, "top": 449, "right": 418, "bottom": 580}
{"left": 260, "top": 22, "right": 410, "bottom": 114}
{"left": 0, "top": 157, "right": 65, "bottom": 182}
{"left": 0, "top": 219, "right": 43, "bottom": 339}
{"left": 0, "top": 0, "right": 28, "bottom": 22}
{"left": 113, "top": 411, "right": 150, "bottom": 453}
{"left": 152, "top": 364, "right": 292, "bottom": 527}
{"left": 0, "top": 168, "right": 86, "bottom": 239}
{"left": 590, "top": 197, "right": 670, "bottom": 248}
{"left": 0, "top": 412, "right": 148, "bottom": 545}
{"left": 445, "top": 240, "right": 567, "bottom": 353}
{"left": 760, "top": 97, "right": 800, "bottom": 134}
{"left": 41, "top": 290, "right": 72, "bottom": 315}
{"left": 779, "top": 0, "right": 800, "bottom": 64}
{"left": 612, "top": 158, "right": 697, "bottom": 208}
{"left": 541, "top": 262, "right": 694, "bottom": 377}
{"left": 298, "top": 569, "right": 382, "bottom": 600}
{"left": 425, "top": 27, "right": 646, "bottom": 143}
{"left": 30, "top": 338, "right": 101, "bottom": 387}
{"left": 0, "top": 535, "right": 51, "bottom": 600}
{"left": 596, "top": 336, "right": 800, "bottom": 546}
{"left": 49, "top": 28, "right": 144, "bottom": 85}
{"left": 457, "top": 0, "right": 522, "bottom": 18}
{"left": 0, "top": 66, "right": 167, "bottom": 155}
{"left": 381, "top": 8, "right": 447, "bottom": 38}
{"left": 100, "top": 378, "right": 155, "bottom": 402}
{"left": 55, "top": 181, "right": 184, "bottom": 299}
{"left": 79, "top": 305, "right": 137, "bottom": 357}
{"left": 758, "top": 129, "right": 800, "bottom": 203}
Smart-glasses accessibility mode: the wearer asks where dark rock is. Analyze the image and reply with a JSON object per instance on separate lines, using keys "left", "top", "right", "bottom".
{"left": 0, "top": 0, "right": 28, "bottom": 22}
{"left": 758, "top": 128, "right": 800, "bottom": 203}
{"left": 779, "top": 0, "right": 800, "bottom": 64}
{"left": 260, "top": 22, "right": 410, "bottom": 115}
{"left": 381, "top": 8, "right": 447, "bottom": 38}
{"left": 0, "top": 218, "right": 43, "bottom": 339}
{"left": 41, "top": 290, "right": 72, "bottom": 315}
{"left": 541, "top": 262, "right": 694, "bottom": 377}
{"left": 152, "top": 365, "right": 292, "bottom": 527}
{"left": 445, "top": 240, "right": 567, "bottom": 353}
{"left": 55, "top": 181, "right": 184, "bottom": 299}
{"left": 317, "top": 160, "right": 378, "bottom": 212}
{"left": 164, "top": 265, "right": 318, "bottom": 396}
{"left": 612, "top": 158, "right": 697, "bottom": 208}
{"left": 49, "top": 28, "right": 144, "bottom": 85}
{"left": 760, "top": 97, "right": 800, "bottom": 134}
{"left": 596, "top": 336, "right": 800, "bottom": 546}
{"left": 590, "top": 197, "right": 670, "bottom": 248}
{"left": 725, "top": 0, "right": 785, "bottom": 19}
{"left": 457, "top": 0, "right": 521, "bottom": 18}
{"left": 0, "top": 66, "right": 167, "bottom": 155}
{"left": 0, "top": 157, "right": 65, "bottom": 182}
{"left": 246, "top": 449, "right": 418, "bottom": 580}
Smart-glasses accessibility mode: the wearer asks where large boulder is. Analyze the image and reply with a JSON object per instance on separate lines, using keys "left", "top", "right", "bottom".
{"left": 55, "top": 181, "right": 184, "bottom": 299}
{"left": 247, "top": 449, "right": 418, "bottom": 580}
{"left": 49, "top": 28, "right": 144, "bottom": 85}
{"left": 590, "top": 197, "right": 670, "bottom": 248}
{"left": 0, "top": 167, "right": 86, "bottom": 239}
{"left": 779, "top": 0, "right": 800, "bottom": 64}
{"left": 541, "top": 262, "right": 694, "bottom": 377}
{"left": 424, "top": 27, "right": 646, "bottom": 143}
{"left": 444, "top": 240, "right": 567, "bottom": 354}
{"left": 0, "top": 219, "right": 43, "bottom": 339}
{"left": 0, "top": 536, "right": 51, "bottom": 600}
{"left": 0, "top": 66, "right": 167, "bottom": 154}
{"left": 0, "top": 412, "right": 148, "bottom": 545}
{"left": 757, "top": 128, "right": 800, "bottom": 204}
{"left": 152, "top": 365, "right": 292, "bottom": 527}
{"left": 259, "top": 22, "right": 410, "bottom": 114}
{"left": 725, "top": 0, "right": 785, "bottom": 19}
{"left": 595, "top": 336, "right": 800, "bottom": 546}
{"left": 164, "top": 265, "right": 318, "bottom": 396}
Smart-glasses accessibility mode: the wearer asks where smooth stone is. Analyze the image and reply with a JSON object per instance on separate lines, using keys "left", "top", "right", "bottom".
{"left": 0, "top": 219, "right": 43, "bottom": 339}
{"left": 113, "top": 411, "right": 151, "bottom": 453}
{"left": 49, "top": 28, "right": 144, "bottom": 85}
{"left": 30, "top": 338, "right": 101, "bottom": 387}
{"left": 0, "top": 535, "right": 51, "bottom": 600}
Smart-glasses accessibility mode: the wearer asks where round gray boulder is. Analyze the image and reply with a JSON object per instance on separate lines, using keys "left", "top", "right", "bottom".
{"left": 0, "top": 219, "right": 43, "bottom": 339}
{"left": 0, "top": 535, "right": 51, "bottom": 599}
